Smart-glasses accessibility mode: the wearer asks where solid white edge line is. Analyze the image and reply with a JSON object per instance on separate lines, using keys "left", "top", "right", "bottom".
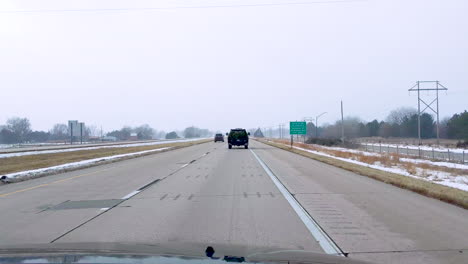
{"left": 249, "top": 148, "right": 344, "bottom": 256}
{"left": 121, "top": 190, "right": 141, "bottom": 200}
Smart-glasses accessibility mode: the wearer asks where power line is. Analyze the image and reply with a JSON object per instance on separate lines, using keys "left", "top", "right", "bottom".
{"left": 0, "top": 0, "right": 366, "bottom": 14}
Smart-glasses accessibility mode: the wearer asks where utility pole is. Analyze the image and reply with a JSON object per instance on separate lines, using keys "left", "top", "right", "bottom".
{"left": 70, "top": 122, "right": 73, "bottom": 145}
{"left": 80, "top": 123, "right": 83, "bottom": 144}
{"left": 408, "top": 81, "right": 448, "bottom": 145}
{"left": 296, "top": 120, "right": 299, "bottom": 141}
{"left": 341, "top": 101, "right": 344, "bottom": 144}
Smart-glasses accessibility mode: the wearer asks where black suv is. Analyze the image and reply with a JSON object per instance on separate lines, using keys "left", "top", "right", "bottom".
{"left": 226, "top": 129, "right": 250, "bottom": 149}
{"left": 214, "top": 133, "right": 224, "bottom": 142}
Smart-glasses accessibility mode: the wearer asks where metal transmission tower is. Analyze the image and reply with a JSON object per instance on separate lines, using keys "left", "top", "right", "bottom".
{"left": 408, "top": 81, "right": 448, "bottom": 145}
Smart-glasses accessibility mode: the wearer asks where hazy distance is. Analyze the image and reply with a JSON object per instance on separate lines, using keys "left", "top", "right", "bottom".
{"left": 1, "top": 0, "right": 467, "bottom": 133}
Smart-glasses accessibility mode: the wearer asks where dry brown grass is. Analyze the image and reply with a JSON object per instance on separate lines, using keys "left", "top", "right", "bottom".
{"left": 266, "top": 138, "right": 467, "bottom": 176}
{"left": 402, "top": 162, "right": 417, "bottom": 175}
{"left": 0, "top": 139, "right": 210, "bottom": 176}
{"left": 258, "top": 139, "right": 468, "bottom": 209}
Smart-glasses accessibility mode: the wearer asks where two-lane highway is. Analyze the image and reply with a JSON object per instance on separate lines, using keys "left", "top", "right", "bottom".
{"left": 0, "top": 140, "right": 466, "bottom": 264}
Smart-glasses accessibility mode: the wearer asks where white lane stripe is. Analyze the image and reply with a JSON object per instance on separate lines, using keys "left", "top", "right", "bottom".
{"left": 181, "top": 163, "right": 189, "bottom": 168}
{"left": 121, "top": 190, "right": 140, "bottom": 199}
{"left": 100, "top": 207, "right": 109, "bottom": 211}
{"left": 250, "top": 149, "right": 344, "bottom": 256}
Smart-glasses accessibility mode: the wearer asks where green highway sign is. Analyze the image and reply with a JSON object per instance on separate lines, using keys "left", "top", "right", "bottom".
{"left": 290, "top": 121, "right": 306, "bottom": 135}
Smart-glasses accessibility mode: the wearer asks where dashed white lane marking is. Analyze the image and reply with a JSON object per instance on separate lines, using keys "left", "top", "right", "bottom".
{"left": 250, "top": 148, "right": 344, "bottom": 256}
{"left": 100, "top": 207, "right": 109, "bottom": 211}
{"left": 121, "top": 190, "right": 141, "bottom": 200}
{"left": 107, "top": 150, "right": 208, "bottom": 210}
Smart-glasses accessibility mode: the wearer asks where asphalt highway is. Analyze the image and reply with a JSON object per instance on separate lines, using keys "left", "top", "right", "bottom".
{"left": 0, "top": 140, "right": 466, "bottom": 264}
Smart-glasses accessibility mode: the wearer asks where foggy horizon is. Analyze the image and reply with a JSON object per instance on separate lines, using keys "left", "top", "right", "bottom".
{"left": 1, "top": 0, "right": 467, "bottom": 133}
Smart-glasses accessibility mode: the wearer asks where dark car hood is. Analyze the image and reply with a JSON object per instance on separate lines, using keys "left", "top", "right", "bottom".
{"left": 0, "top": 242, "right": 372, "bottom": 264}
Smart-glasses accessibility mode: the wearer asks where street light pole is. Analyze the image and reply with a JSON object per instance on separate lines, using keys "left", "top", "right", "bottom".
{"left": 315, "top": 112, "right": 327, "bottom": 138}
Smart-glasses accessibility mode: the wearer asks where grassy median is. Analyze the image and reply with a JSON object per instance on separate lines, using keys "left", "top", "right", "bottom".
{"left": 256, "top": 139, "right": 468, "bottom": 209}
{"left": 0, "top": 139, "right": 210, "bottom": 176}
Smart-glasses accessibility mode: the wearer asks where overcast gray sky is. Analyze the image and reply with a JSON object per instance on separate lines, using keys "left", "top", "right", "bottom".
{"left": 1, "top": 0, "right": 467, "bottom": 133}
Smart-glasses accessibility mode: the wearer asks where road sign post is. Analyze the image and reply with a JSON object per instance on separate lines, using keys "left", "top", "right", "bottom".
{"left": 290, "top": 121, "right": 306, "bottom": 148}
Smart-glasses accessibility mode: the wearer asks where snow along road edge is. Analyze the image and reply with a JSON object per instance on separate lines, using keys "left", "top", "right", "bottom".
{"left": 0, "top": 147, "right": 172, "bottom": 183}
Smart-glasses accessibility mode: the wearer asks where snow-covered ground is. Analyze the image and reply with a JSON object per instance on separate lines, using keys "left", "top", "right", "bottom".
{"left": 267, "top": 140, "right": 468, "bottom": 191}
{"left": 0, "top": 142, "right": 69, "bottom": 149}
{"left": 362, "top": 142, "right": 466, "bottom": 154}
{"left": 315, "top": 144, "right": 467, "bottom": 170}
{"left": 296, "top": 145, "right": 467, "bottom": 191}
{"left": 0, "top": 138, "right": 207, "bottom": 159}
{"left": 1, "top": 147, "right": 172, "bottom": 182}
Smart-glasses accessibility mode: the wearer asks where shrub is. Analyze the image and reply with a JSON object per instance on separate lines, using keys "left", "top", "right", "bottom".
{"left": 456, "top": 140, "right": 468, "bottom": 148}
{"left": 305, "top": 137, "right": 342, "bottom": 146}
{"left": 165, "top": 131, "right": 178, "bottom": 139}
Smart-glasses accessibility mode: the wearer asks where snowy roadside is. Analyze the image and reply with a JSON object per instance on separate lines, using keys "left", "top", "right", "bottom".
{"left": 1, "top": 147, "right": 172, "bottom": 183}
{"left": 266, "top": 140, "right": 468, "bottom": 192}
{"left": 312, "top": 144, "right": 467, "bottom": 170}
{"left": 0, "top": 138, "right": 207, "bottom": 159}
{"left": 362, "top": 142, "right": 466, "bottom": 154}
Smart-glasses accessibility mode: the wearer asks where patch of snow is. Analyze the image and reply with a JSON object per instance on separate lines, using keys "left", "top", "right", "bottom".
{"left": 294, "top": 145, "right": 468, "bottom": 191}
{"left": 399, "top": 158, "right": 468, "bottom": 170}
{"left": 273, "top": 140, "right": 466, "bottom": 169}
{"left": 317, "top": 145, "right": 380, "bottom": 156}
{"left": 362, "top": 143, "right": 466, "bottom": 154}
{"left": 268, "top": 141, "right": 468, "bottom": 192}
{"left": 1, "top": 147, "right": 172, "bottom": 182}
{"left": 0, "top": 138, "right": 206, "bottom": 159}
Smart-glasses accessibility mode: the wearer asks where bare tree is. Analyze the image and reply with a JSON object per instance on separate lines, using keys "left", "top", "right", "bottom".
{"left": 134, "top": 124, "right": 154, "bottom": 140}
{"left": 6, "top": 117, "right": 31, "bottom": 143}
{"left": 86, "top": 125, "right": 100, "bottom": 137}
{"left": 386, "top": 107, "right": 417, "bottom": 125}
{"left": 50, "top": 123, "right": 68, "bottom": 140}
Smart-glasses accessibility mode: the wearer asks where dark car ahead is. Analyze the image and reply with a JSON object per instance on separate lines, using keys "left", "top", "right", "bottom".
{"left": 214, "top": 133, "right": 224, "bottom": 142}
{"left": 227, "top": 128, "right": 250, "bottom": 149}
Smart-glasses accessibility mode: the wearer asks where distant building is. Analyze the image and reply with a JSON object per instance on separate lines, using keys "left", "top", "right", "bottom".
{"left": 102, "top": 136, "right": 117, "bottom": 142}
{"left": 129, "top": 133, "right": 138, "bottom": 141}
{"left": 88, "top": 136, "right": 101, "bottom": 142}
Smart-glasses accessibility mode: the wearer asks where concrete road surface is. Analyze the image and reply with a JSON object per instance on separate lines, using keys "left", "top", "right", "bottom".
{"left": 0, "top": 140, "right": 466, "bottom": 264}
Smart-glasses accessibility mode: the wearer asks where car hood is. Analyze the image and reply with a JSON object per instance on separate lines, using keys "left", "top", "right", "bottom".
{"left": 0, "top": 242, "right": 372, "bottom": 264}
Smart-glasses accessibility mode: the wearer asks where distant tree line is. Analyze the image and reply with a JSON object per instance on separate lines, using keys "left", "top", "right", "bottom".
{"left": 0, "top": 117, "right": 45, "bottom": 144}
{"left": 106, "top": 125, "right": 213, "bottom": 141}
{"left": 253, "top": 108, "right": 467, "bottom": 142}
{"left": 106, "top": 124, "right": 156, "bottom": 140}
{"left": 183, "top": 126, "right": 211, "bottom": 138}
{"left": 0, "top": 117, "right": 213, "bottom": 144}
{"left": 317, "top": 108, "right": 467, "bottom": 140}
{"left": 0, "top": 118, "right": 95, "bottom": 144}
